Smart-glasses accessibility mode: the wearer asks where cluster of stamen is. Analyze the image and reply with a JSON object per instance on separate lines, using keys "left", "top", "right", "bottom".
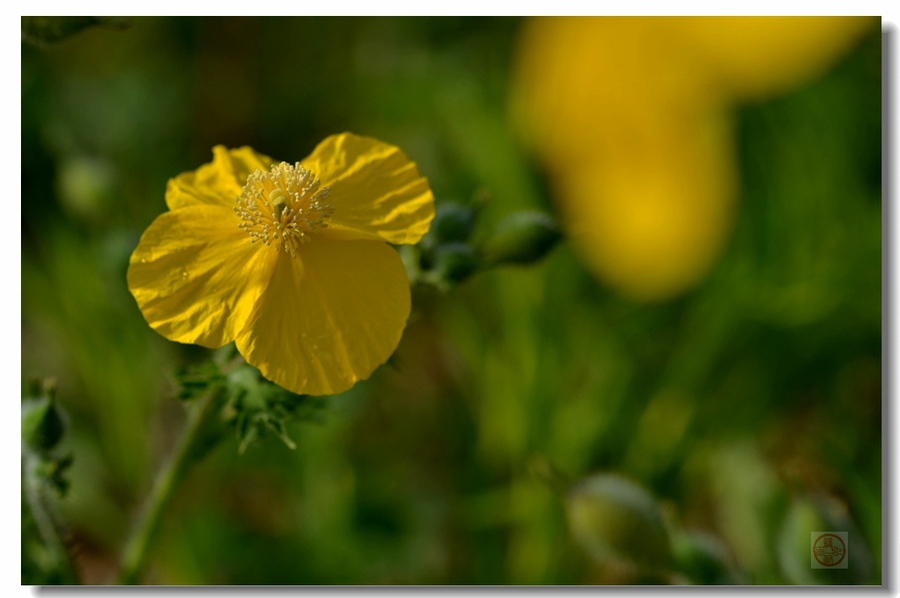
{"left": 234, "top": 162, "right": 333, "bottom": 257}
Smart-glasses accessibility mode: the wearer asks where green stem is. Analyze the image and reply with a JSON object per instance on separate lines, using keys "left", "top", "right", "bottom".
{"left": 117, "top": 390, "right": 221, "bottom": 584}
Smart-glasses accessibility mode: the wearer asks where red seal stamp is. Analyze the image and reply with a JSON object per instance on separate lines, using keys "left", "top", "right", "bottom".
{"left": 811, "top": 532, "right": 848, "bottom": 569}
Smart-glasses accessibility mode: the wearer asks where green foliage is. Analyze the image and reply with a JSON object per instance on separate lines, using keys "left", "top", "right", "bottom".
{"left": 224, "top": 364, "right": 326, "bottom": 454}
{"left": 173, "top": 350, "right": 327, "bottom": 454}
{"left": 22, "top": 380, "right": 72, "bottom": 497}
{"left": 566, "top": 474, "right": 672, "bottom": 573}
{"left": 672, "top": 530, "right": 744, "bottom": 584}
{"left": 21, "top": 16, "right": 128, "bottom": 46}
{"left": 22, "top": 380, "right": 77, "bottom": 585}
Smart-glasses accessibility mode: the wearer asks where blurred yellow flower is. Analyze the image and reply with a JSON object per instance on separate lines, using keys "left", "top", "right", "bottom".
{"left": 555, "top": 108, "right": 738, "bottom": 302}
{"left": 128, "top": 133, "right": 435, "bottom": 395}
{"left": 513, "top": 16, "right": 874, "bottom": 302}
{"left": 672, "top": 17, "right": 877, "bottom": 101}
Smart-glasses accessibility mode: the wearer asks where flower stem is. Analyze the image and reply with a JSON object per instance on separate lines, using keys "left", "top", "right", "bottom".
{"left": 117, "top": 390, "right": 222, "bottom": 584}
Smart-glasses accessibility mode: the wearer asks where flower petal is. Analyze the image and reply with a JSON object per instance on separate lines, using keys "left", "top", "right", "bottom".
{"left": 127, "top": 205, "right": 276, "bottom": 348}
{"left": 554, "top": 108, "right": 737, "bottom": 303}
{"left": 235, "top": 239, "right": 411, "bottom": 396}
{"left": 671, "top": 17, "right": 875, "bottom": 101}
{"left": 300, "top": 133, "right": 434, "bottom": 245}
{"left": 165, "top": 145, "right": 276, "bottom": 210}
{"left": 512, "top": 17, "right": 724, "bottom": 170}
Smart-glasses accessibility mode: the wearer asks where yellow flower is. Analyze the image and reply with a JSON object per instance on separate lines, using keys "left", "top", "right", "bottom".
{"left": 553, "top": 108, "right": 738, "bottom": 303}
{"left": 513, "top": 16, "right": 874, "bottom": 302}
{"left": 127, "top": 133, "right": 435, "bottom": 395}
{"left": 671, "top": 16, "right": 876, "bottom": 102}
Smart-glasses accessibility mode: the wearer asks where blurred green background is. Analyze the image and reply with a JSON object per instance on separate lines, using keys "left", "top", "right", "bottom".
{"left": 21, "top": 17, "right": 881, "bottom": 585}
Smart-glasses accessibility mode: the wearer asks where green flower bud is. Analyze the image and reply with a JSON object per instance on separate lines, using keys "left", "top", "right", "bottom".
{"left": 427, "top": 202, "right": 477, "bottom": 247}
{"left": 479, "top": 210, "right": 562, "bottom": 266}
{"left": 566, "top": 474, "right": 672, "bottom": 572}
{"left": 22, "top": 386, "right": 65, "bottom": 453}
{"left": 433, "top": 242, "right": 479, "bottom": 284}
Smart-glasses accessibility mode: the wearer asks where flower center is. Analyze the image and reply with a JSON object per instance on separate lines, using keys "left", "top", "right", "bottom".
{"left": 234, "top": 162, "right": 333, "bottom": 257}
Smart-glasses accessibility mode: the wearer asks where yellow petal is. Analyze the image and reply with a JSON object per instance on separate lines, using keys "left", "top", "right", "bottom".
{"left": 671, "top": 16, "right": 875, "bottom": 101}
{"left": 300, "top": 133, "right": 435, "bottom": 245}
{"left": 554, "top": 108, "right": 737, "bottom": 303}
{"left": 235, "top": 239, "right": 411, "bottom": 396}
{"left": 127, "top": 205, "right": 276, "bottom": 347}
{"left": 165, "top": 145, "right": 276, "bottom": 210}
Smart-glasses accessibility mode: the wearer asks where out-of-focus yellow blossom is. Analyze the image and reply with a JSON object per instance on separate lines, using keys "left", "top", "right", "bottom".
{"left": 513, "top": 16, "right": 874, "bottom": 302}
{"left": 672, "top": 17, "right": 876, "bottom": 101}
{"left": 556, "top": 109, "right": 738, "bottom": 302}
{"left": 128, "top": 133, "right": 434, "bottom": 395}
{"left": 513, "top": 17, "right": 724, "bottom": 168}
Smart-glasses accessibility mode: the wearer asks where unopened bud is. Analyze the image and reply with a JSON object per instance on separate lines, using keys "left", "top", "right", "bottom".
{"left": 479, "top": 210, "right": 561, "bottom": 266}
{"left": 426, "top": 202, "right": 477, "bottom": 248}
{"left": 433, "top": 242, "right": 479, "bottom": 284}
{"left": 22, "top": 381, "right": 65, "bottom": 452}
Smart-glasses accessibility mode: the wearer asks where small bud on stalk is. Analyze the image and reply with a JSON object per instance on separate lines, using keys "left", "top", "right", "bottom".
{"left": 479, "top": 210, "right": 562, "bottom": 266}
{"left": 22, "top": 379, "right": 65, "bottom": 453}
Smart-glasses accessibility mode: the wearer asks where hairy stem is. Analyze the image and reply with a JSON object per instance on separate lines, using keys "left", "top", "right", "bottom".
{"left": 117, "top": 390, "right": 222, "bottom": 584}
